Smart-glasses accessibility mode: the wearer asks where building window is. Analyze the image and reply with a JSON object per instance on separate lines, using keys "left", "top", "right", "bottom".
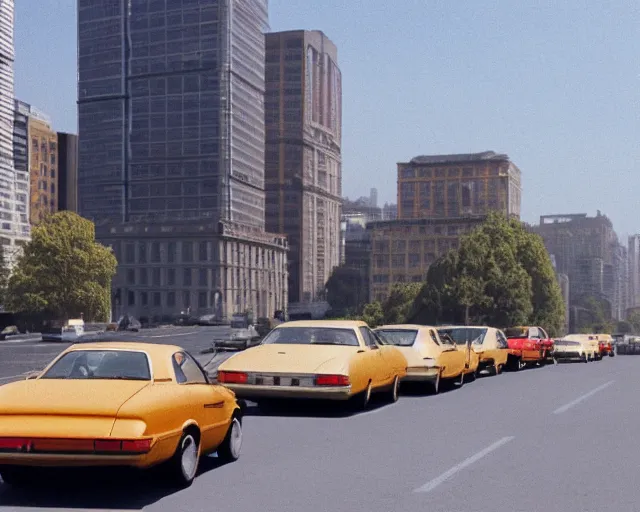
{"left": 199, "top": 241, "right": 208, "bottom": 261}
{"left": 128, "top": 290, "right": 135, "bottom": 306}
{"left": 183, "top": 291, "right": 191, "bottom": 308}
{"left": 140, "top": 292, "right": 148, "bottom": 306}
{"left": 198, "top": 292, "right": 207, "bottom": 309}
{"left": 152, "top": 268, "right": 161, "bottom": 286}
{"left": 125, "top": 244, "right": 135, "bottom": 263}
{"left": 183, "top": 268, "right": 192, "bottom": 286}
{"left": 139, "top": 268, "right": 148, "bottom": 285}
{"left": 167, "top": 291, "right": 176, "bottom": 307}
{"left": 151, "top": 242, "right": 161, "bottom": 262}
{"left": 167, "top": 242, "right": 176, "bottom": 263}
{"left": 138, "top": 243, "right": 147, "bottom": 263}
{"left": 392, "top": 254, "right": 406, "bottom": 268}
{"left": 167, "top": 268, "right": 176, "bottom": 286}
{"left": 126, "top": 268, "right": 135, "bottom": 284}
{"left": 199, "top": 268, "right": 207, "bottom": 286}
{"left": 409, "top": 253, "right": 421, "bottom": 268}
{"left": 182, "top": 242, "right": 193, "bottom": 262}
{"left": 153, "top": 292, "right": 161, "bottom": 307}
{"left": 51, "top": 169, "right": 55, "bottom": 178}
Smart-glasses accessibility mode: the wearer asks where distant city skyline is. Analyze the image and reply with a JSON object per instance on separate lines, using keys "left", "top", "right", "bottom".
{"left": 12, "top": 0, "right": 640, "bottom": 235}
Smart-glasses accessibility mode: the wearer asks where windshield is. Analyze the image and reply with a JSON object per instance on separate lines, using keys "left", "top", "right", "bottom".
{"left": 41, "top": 350, "right": 151, "bottom": 381}
{"left": 504, "top": 327, "right": 528, "bottom": 339}
{"left": 374, "top": 329, "right": 418, "bottom": 347}
{"left": 262, "top": 327, "right": 359, "bottom": 347}
{"left": 438, "top": 327, "right": 487, "bottom": 346}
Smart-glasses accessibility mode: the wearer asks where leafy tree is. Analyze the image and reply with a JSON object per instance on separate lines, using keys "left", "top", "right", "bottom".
{"left": 361, "top": 301, "right": 384, "bottom": 327}
{"left": 6, "top": 212, "right": 117, "bottom": 322}
{"left": 381, "top": 282, "right": 422, "bottom": 325}
{"left": 615, "top": 321, "right": 633, "bottom": 334}
{"left": 325, "top": 265, "right": 368, "bottom": 315}
{"left": 410, "top": 212, "right": 564, "bottom": 331}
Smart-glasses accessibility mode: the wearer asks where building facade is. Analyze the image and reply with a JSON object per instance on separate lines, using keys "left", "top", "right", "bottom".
{"left": 77, "top": 0, "right": 287, "bottom": 321}
{"left": 534, "top": 212, "right": 622, "bottom": 320}
{"left": 397, "top": 151, "right": 522, "bottom": 220}
{"left": 28, "top": 115, "right": 58, "bottom": 224}
{"left": 12, "top": 100, "right": 29, "bottom": 237}
{"left": 368, "top": 216, "right": 486, "bottom": 302}
{"left": 57, "top": 132, "right": 78, "bottom": 212}
{"left": 628, "top": 235, "right": 640, "bottom": 308}
{"left": 265, "top": 30, "right": 342, "bottom": 304}
{"left": 0, "top": 2, "right": 29, "bottom": 261}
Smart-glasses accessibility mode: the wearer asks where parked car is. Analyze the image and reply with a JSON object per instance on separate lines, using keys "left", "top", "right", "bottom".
{"left": 216, "top": 320, "right": 407, "bottom": 410}
{"left": 595, "top": 334, "right": 614, "bottom": 358}
{"left": 443, "top": 326, "right": 510, "bottom": 375}
{"left": 553, "top": 334, "right": 599, "bottom": 363}
{"left": 0, "top": 342, "right": 243, "bottom": 488}
{"left": 436, "top": 326, "right": 481, "bottom": 380}
{"left": 503, "top": 326, "right": 551, "bottom": 369}
{"left": 374, "top": 324, "right": 467, "bottom": 393}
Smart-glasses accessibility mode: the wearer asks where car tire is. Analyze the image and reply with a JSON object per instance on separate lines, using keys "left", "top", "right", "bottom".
{"left": 168, "top": 430, "right": 200, "bottom": 488}
{"left": 0, "top": 466, "right": 30, "bottom": 487}
{"left": 430, "top": 372, "right": 441, "bottom": 394}
{"left": 609, "top": 352, "right": 615, "bottom": 358}
{"left": 217, "top": 416, "right": 243, "bottom": 463}
{"left": 387, "top": 375, "right": 400, "bottom": 403}
{"left": 354, "top": 382, "right": 372, "bottom": 411}
{"left": 583, "top": 353, "right": 589, "bottom": 363}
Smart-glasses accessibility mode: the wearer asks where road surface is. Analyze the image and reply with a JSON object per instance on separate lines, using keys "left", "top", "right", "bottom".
{"left": 0, "top": 330, "right": 633, "bottom": 512}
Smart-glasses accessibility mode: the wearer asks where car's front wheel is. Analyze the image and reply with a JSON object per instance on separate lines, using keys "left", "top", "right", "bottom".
{"left": 387, "top": 375, "right": 400, "bottom": 403}
{"left": 217, "top": 416, "right": 243, "bottom": 463}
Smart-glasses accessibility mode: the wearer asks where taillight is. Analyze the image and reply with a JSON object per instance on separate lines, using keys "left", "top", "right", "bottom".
{"left": 315, "top": 374, "right": 350, "bottom": 386}
{"left": 0, "top": 437, "right": 28, "bottom": 450}
{"left": 94, "top": 440, "right": 122, "bottom": 452}
{"left": 122, "top": 439, "right": 152, "bottom": 453}
{"left": 218, "top": 371, "right": 248, "bottom": 384}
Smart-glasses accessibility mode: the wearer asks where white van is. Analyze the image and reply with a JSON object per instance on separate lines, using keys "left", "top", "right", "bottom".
{"left": 41, "top": 318, "right": 85, "bottom": 342}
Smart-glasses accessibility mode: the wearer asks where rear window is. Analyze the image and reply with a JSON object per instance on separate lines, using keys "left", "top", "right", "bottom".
{"left": 41, "top": 350, "right": 151, "bottom": 381}
{"left": 504, "top": 327, "right": 528, "bottom": 339}
{"left": 262, "top": 327, "right": 359, "bottom": 347}
{"left": 375, "top": 329, "right": 418, "bottom": 347}
{"left": 438, "top": 327, "right": 487, "bottom": 346}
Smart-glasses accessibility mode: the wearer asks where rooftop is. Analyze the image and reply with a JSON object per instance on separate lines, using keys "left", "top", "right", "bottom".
{"left": 407, "top": 151, "right": 509, "bottom": 165}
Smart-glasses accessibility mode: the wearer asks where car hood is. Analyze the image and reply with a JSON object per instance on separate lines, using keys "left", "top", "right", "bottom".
{"left": 0, "top": 379, "right": 150, "bottom": 417}
{"left": 219, "top": 344, "right": 359, "bottom": 374}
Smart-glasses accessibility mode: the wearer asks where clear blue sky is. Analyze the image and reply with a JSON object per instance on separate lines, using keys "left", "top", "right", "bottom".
{"left": 14, "top": 0, "right": 640, "bottom": 237}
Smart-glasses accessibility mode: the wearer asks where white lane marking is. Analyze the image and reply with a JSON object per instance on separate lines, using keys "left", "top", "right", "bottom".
{"left": 145, "top": 331, "right": 200, "bottom": 338}
{"left": 553, "top": 380, "right": 614, "bottom": 415}
{"left": 414, "top": 436, "right": 515, "bottom": 494}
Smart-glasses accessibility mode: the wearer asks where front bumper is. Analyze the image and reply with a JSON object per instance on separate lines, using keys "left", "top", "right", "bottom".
{"left": 403, "top": 367, "right": 439, "bottom": 382}
{"left": 224, "top": 383, "right": 352, "bottom": 401}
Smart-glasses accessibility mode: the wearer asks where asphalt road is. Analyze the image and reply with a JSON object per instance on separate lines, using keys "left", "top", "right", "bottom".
{"left": 0, "top": 332, "right": 634, "bottom": 512}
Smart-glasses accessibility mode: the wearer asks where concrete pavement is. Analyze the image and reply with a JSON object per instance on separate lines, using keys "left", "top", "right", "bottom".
{"left": 0, "top": 333, "right": 633, "bottom": 512}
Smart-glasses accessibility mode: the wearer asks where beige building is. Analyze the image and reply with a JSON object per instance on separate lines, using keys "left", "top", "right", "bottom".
{"left": 397, "top": 151, "right": 521, "bottom": 220}
{"left": 28, "top": 117, "right": 58, "bottom": 224}
{"left": 367, "top": 216, "right": 486, "bottom": 302}
{"left": 265, "top": 30, "right": 342, "bottom": 304}
{"left": 104, "top": 220, "right": 288, "bottom": 322}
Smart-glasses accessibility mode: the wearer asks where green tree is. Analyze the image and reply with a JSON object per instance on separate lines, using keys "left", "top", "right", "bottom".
{"left": 410, "top": 212, "right": 564, "bottom": 331}
{"left": 615, "top": 321, "right": 633, "bottom": 334}
{"left": 382, "top": 282, "right": 422, "bottom": 325}
{"left": 627, "top": 311, "right": 640, "bottom": 333}
{"left": 6, "top": 212, "right": 117, "bottom": 322}
{"left": 325, "top": 265, "right": 368, "bottom": 315}
{"left": 361, "top": 301, "right": 384, "bottom": 327}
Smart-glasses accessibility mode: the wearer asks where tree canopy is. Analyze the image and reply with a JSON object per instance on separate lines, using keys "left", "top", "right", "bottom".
{"left": 409, "top": 213, "right": 566, "bottom": 335}
{"left": 6, "top": 212, "right": 117, "bottom": 322}
{"left": 325, "top": 265, "right": 368, "bottom": 315}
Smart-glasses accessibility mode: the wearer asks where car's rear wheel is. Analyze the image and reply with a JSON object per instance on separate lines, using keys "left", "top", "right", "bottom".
{"left": 0, "top": 466, "right": 30, "bottom": 487}
{"left": 217, "top": 416, "right": 243, "bottom": 463}
{"left": 167, "top": 430, "right": 200, "bottom": 488}
{"left": 609, "top": 351, "right": 615, "bottom": 357}
{"left": 354, "top": 382, "right": 372, "bottom": 411}
{"left": 387, "top": 375, "right": 400, "bottom": 403}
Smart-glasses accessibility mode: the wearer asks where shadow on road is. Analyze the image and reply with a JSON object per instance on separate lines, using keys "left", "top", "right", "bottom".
{"left": 0, "top": 455, "right": 228, "bottom": 510}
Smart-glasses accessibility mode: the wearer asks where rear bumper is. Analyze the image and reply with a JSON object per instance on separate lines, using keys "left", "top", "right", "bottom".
{"left": 224, "top": 383, "right": 352, "bottom": 401}
{"left": 553, "top": 350, "right": 584, "bottom": 361}
{"left": 0, "top": 450, "right": 159, "bottom": 469}
{"left": 403, "top": 367, "right": 439, "bottom": 382}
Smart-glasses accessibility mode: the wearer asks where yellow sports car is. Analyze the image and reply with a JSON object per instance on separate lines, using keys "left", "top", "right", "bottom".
{"left": 0, "top": 342, "right": 242, "bottom": 488}
{"left": 374, "top": 324, "right": 467, "bottom": 393}
{"left": 217, "top": 320, "right": 408, "bottom": 410}
{"left": 437, "top": 326, "right": 482, "bottom": 379}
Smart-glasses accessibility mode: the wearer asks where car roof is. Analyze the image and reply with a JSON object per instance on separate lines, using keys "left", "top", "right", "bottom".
{"left": 376, "top": 324, "right": 436, "bottom": 330}
{"left": 278, "top": 320, "right": 368, "bottom": 329}
{"left": 65, "top": 342, "right": 183, "bottom": 357}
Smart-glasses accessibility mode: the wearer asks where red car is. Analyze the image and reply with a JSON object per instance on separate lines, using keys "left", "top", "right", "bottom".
{"left": 503, "top": 326, "right": 553, "bottom": 370}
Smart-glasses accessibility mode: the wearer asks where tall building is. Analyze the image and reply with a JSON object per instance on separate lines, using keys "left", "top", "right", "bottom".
{"left": 534, "top": 212, "right": 622, "bottom": 320}
{"left": 57, "top": 132, "right": 78, "bottom": 213}
{"left": 628, "top": 235, "right": 640, "bottom": 307}
{"left": 265, "top": 30, "right": 342, "bottom": 304}
{"left": 12, "top": 101, "right": 29, "bottom": 235}
{"left": 27, "top": 113, "right": 58, "bottom": 224}
{"left": 0, "top": 1, "right": 29, "bottom": 261}
{"left": 77, "top": 0, "right": 287, "bottom": 322}
{"left": 397, "top": 151, "right": 522, "bottom": 220}
{"left": 369, "top": 188, "right": 378, "bottom": 208}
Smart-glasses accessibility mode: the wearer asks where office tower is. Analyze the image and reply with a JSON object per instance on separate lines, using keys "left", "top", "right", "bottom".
{"left": 57, "top": 132, "right": 78, "bottom": 213}
{"left": 265, "top": 30, "right": 342, "bottom": 304}
{"left": 0, "top": 2, "right": 29, "bottom": 261}
{"left": 77, "top": 0, "right": 287, "bottom": 321}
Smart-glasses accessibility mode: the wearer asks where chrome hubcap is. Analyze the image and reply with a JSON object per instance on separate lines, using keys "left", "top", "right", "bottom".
{"left": 180, "top": 435, "right": 198, "bottom": 480}
{"left": 229, "top": 419, "right": 242, "bottom": 459}
{"left": 393, "top": 377, "right": 399, "bottom": 399}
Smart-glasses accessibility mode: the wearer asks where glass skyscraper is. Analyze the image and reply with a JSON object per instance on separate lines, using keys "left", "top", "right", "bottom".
{"left": 0, "top": 0, "right": 29, "bottom": 260}
{"left": 78, "top": 0, "right": 268, "bottom": 228}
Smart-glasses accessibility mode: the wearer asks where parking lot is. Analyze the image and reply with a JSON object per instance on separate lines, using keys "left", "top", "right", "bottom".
{"left": 0, "top": 328, "right": 635, "bottom": 512}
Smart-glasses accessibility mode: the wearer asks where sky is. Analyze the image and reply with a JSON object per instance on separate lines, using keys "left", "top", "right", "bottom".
{"left": 13, "top": 0, "right": 640, "bottom": 237}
